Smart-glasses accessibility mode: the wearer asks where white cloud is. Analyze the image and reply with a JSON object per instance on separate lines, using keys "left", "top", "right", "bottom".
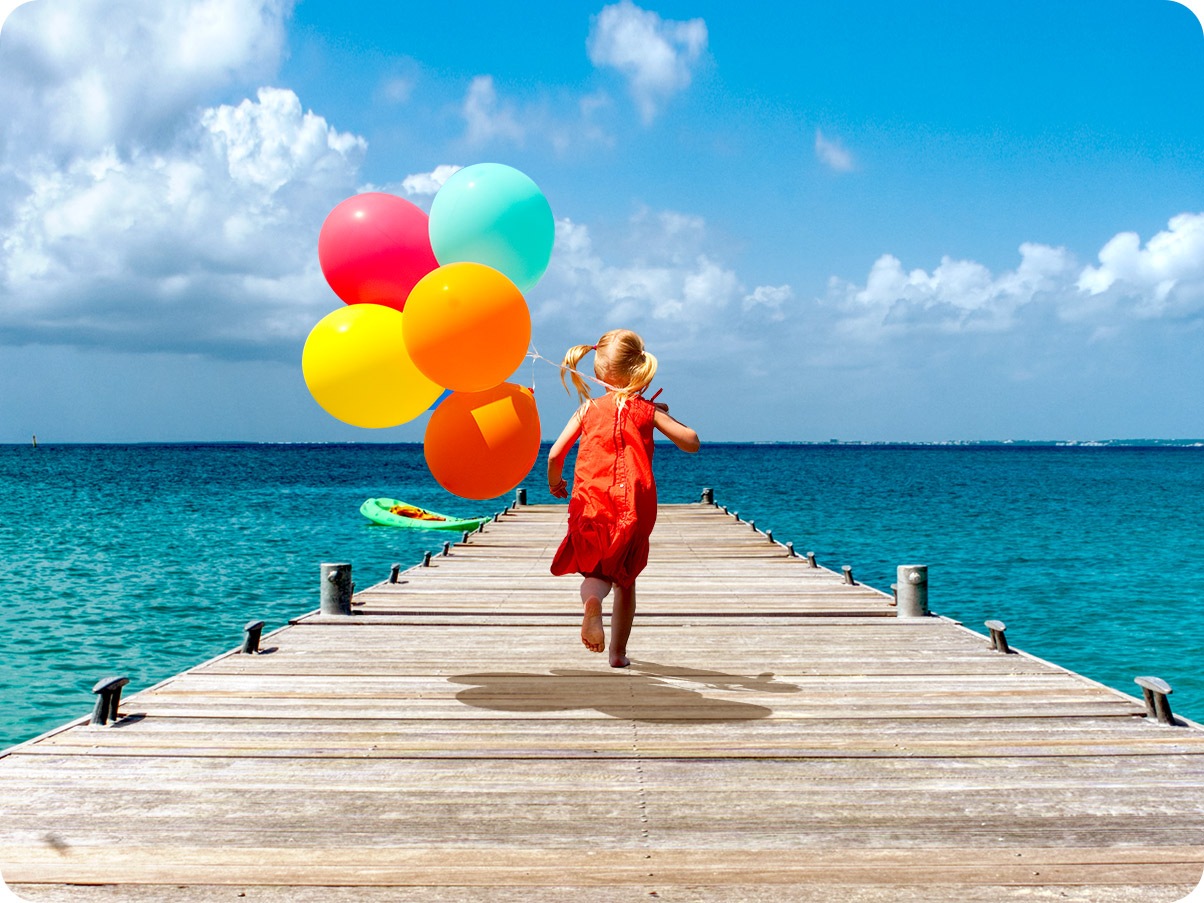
{"left": 0, "top": 88, "right": 365, "bottom": 358}
{"left": 463, "top": 75, "right": 525, "bottom": 146}
{"left": 0, "top": 0, "right": 290, "bottom": 158}
{"left": 536, "top": 211, "right": 749, "bottom": 343}
{"left": 743, "top": 284, "right": 793, "bottom": 320}
{"left": 1076, "top": 212, "right": 1204, "bottom": 319}
{"left": 381, "top": 76, "right": 414, "bottom": 104}
{"left": 815, "top": 129, "right": 854, "bottom": 172}
{"left": 202, "top": 87, "right": 364, "bottom": 193}
{"left": 401, "top": 164, "right": 463, "bottom": 198}
{"left": 458, "top": 76, "right": 612, "bottom": 154}
{"left": 827, "top": 242, "right": 1077, "bottom": 340}
{"left": 0, "top": 1, "right": 379, "bottom": 361}
{"left": 587, "top": 0, "right": 707, "bottom": 124}
{"left": 828, "top": 213, "right": 1204, "bottom": 342}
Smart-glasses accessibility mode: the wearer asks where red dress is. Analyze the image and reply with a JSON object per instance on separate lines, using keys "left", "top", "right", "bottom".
{"left": 550, "top": 392, "right": 657, "bottom": 588}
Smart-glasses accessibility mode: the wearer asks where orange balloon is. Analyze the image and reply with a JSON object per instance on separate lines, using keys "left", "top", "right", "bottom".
{"left": 424, "top": 383, "right": 541, "bottom": 500}
{"left": 403, "top": 262, "right": 531, "bottom": 393}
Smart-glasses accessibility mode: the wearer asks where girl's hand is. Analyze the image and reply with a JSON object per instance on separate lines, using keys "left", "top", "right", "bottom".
{"left": 549, "top": 478, "right": 568, "bottom": 498}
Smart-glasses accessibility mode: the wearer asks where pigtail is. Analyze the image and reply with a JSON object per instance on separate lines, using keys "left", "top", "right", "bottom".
{"left": 560, "top": 344, "right": 595, "bottom": 405}
{"left": 626, "top": 350, "right": 658, "bottom": 398}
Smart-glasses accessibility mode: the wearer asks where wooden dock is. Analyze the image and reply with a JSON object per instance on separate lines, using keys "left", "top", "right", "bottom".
{"left": 2, "top": 501, "right": 1203, "bottom": 901}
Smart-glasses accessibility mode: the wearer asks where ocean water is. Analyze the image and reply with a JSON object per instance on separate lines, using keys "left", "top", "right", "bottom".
{"left": 0, "top": 442, "right": 1201, "bottom": 750}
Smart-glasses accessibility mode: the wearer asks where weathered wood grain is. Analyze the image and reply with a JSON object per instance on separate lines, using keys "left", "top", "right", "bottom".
{"left": 1, "top": 501, "right": 1201, "bottom": 902}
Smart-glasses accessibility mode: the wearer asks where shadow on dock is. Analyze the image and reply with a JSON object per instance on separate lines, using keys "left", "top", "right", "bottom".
{"left": 449, "top": 665, "right": 793, "bottom": 722}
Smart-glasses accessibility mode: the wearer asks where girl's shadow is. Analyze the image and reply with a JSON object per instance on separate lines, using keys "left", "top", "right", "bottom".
{"left": 627, "top": 660, "right": 801, "bottom": 695}
{"left": 449, "top": 663, "right": 799, "bottom": 723}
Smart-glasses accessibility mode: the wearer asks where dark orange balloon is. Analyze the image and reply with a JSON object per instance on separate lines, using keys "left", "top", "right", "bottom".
{"left": 424, "top": 383, "right": 541, "bottom": 500}
{"left": 403, "top": 262, "right": 531, "bottom": 393}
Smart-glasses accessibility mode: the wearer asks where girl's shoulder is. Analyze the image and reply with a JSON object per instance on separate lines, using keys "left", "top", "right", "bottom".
{"left": 574, "top": 395, "right": 607, "bottom": 429}
{"left": 631, "top": 393, "right": 657, "bottom": 415}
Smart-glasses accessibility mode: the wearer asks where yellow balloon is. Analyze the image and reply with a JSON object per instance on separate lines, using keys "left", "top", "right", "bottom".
{"left": 302, "top": 304, "right": 443, "bottom": 428}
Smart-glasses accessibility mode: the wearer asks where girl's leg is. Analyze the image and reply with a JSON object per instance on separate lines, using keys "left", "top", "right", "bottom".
{"left": 608, "top": 582, "right": 636, "bottom": 668}
{"left": 580, "top": 577, "right": 611, "bottom": 653}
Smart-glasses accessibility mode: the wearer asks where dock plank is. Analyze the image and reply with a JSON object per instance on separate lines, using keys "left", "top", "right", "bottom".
{"left": 2, "top": 502, "right": 1201, "bottom": 901}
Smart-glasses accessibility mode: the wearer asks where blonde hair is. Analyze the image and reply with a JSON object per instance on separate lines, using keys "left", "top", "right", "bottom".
{"left": 561, "top": 329, "right": 658, "bottom": 406}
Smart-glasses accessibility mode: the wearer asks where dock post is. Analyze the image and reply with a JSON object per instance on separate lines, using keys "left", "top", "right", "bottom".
{"left": 515, "top": 488, "right": 527, "bottom": 506}
{"left": 442, "top": 541, "right": 451, "bottom": 556}
{"left": 320, "top": 562, "right": 353, "bottom": 616}
{"left": 806, "top": 551, "right": 817, "bottom": 568}
{"left": 389, "top": 563, "right": 400, "bottom": 584}
{"left": 985, "top": 620, "right": 1011, "bottom": 654}
{"left": 422, "top": 551, "right": 432, "bottom": 567}
{"left": 701, "top": 487, "right": 714, "bottom": 505}
{"left": 90, "top": 676, "right": 129, "bottom": 726}
{"left": 896, "top": 565, "right": 929, "bottom": 617}
{"left": 842, "top": 566, "right": 856, "bottom": 585}
{"left": 241, "top": 620, "right": 265, "bottom": 654}
{"left": 1135, "top": 677, "right": 1176, "bottom": 725}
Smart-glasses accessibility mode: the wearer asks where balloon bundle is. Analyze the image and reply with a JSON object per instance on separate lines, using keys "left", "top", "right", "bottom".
{"left": 302, "top": 164, "right": 556, "bottom": 500}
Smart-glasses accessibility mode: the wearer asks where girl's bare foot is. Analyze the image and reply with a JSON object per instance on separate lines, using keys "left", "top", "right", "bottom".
{"left": 581, "top": 597, "right": 605, "bottom": 653}
{"left": 609, "top": 653, "right": 630, "bottom": 668}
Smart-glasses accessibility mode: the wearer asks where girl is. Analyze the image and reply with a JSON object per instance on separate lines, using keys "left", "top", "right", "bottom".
{"left": 547, "top": 329, "right": 700, "bottom": 668}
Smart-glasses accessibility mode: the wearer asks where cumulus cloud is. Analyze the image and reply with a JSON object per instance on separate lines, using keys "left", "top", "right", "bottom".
{"left": 743, "top": 284, "right": 793, "bottom": 320}
{"left": 380, "top": 76, "right": 415, "bottom": 105}
{"left": 827, "top": 243, "right": 1076, "bottom": 339}
{"left": 0, "top": 0, "right": 381, "bottom": 361}
{"left": 462, "top": 75, "right": 525, "bottom": 146}
{"left": 815, "top": 129, "right": 854, "bottom": 172}
{"left": 0, "top": 0, "right": 290, "bottom": 159}
{"left": 401, "top": 164, "right": 462, "bottom": 198}
{"left": 536, "top": 209, "right": 760, "bottom": 346}
{"left": 201, "top": 88, "right": 364, "bottom": 193}
{"left": 828, "top": 213, "right": 1204, "bottom": 342}
{"left": 0, "top": 87, "right": 364, "bottom": 358}
{"left": 457, "top": 76, "right": 612, "bottom": 154}
{"left": 587, "top": 0, "right": 707, "bottom": 124}
{"left": 1077, "top": 212, "right": 1204, "bottom": 319}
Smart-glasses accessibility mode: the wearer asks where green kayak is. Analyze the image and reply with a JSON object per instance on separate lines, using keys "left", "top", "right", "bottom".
{"left": 360, "top": 497, "right": 490, "bottom": 531}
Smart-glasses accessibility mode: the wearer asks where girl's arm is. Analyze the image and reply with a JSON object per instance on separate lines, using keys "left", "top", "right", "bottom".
{"left": 653, "top": 408, "right": 700, "bottom": 454}
{"left": 547, "top": 405, "right": 586, "bottom": 498}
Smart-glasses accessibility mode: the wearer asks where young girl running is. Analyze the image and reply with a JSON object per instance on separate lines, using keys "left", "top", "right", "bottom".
{"left": 547, "top": 329, "right": 700, "bottom": 668}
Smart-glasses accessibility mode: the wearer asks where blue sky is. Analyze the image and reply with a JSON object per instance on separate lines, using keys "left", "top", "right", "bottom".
{"left": 0, "top": 0, "right": 1202, "bottom": 442}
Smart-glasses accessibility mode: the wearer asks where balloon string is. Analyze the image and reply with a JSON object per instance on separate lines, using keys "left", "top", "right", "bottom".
{"left": 525, "top": 346, "right": 623, "bottom": 394}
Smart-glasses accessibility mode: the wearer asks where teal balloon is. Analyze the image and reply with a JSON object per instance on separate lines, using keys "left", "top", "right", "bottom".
{"left": 428, "top": 163, "right": 555, "bottom": 294}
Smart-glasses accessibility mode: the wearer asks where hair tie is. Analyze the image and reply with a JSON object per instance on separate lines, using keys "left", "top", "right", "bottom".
{"left": 590, "top": 344, "right": 597, "bottom": 350}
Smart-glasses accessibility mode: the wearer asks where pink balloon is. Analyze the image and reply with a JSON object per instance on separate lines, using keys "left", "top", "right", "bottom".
{"left": 318, "top": 193, "right": 439, "bottom": 311}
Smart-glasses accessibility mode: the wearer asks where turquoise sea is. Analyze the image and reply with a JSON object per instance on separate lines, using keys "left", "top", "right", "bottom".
{"left": 1, "top": 442, "right": 1201, "bottom": 750}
